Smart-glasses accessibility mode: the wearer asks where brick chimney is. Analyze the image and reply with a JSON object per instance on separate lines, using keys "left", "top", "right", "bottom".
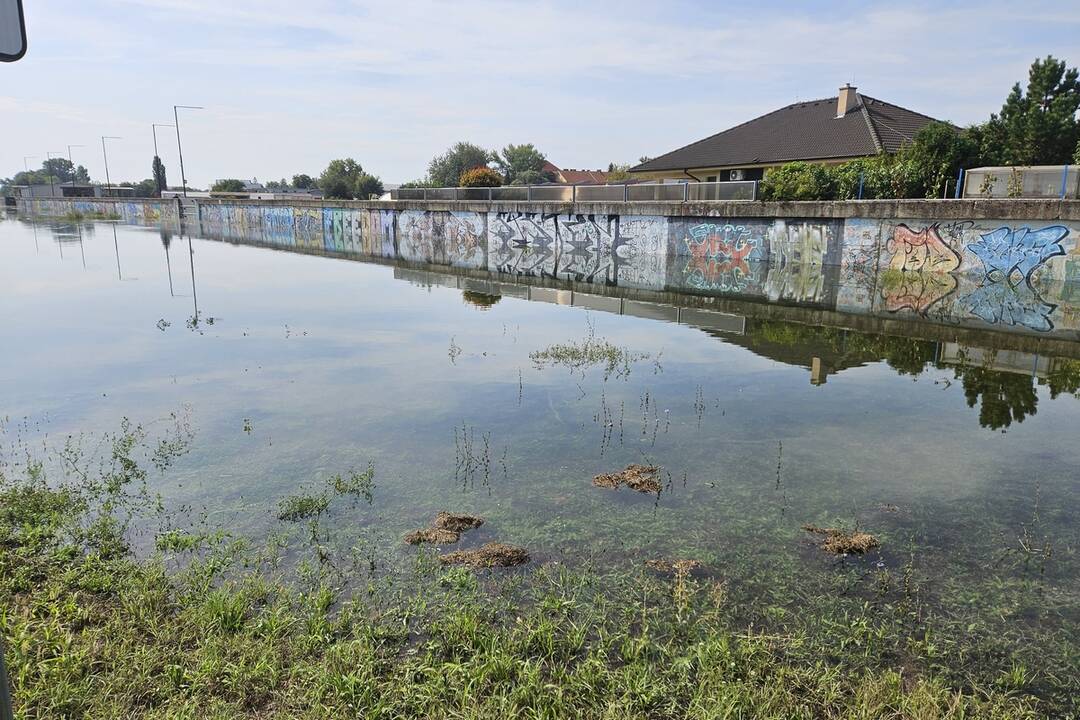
{"left": 837, "top": 84, "right": 858, "bottom": 118}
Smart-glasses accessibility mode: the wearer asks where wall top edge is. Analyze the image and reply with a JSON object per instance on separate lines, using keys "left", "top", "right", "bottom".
{"left": 18, "top": 196, "right": 1080, "bottom": 221}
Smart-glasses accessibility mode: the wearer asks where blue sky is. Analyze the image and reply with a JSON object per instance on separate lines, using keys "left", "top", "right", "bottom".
{"left": 3, "top": 0, "right": 1079, "bottom": 186}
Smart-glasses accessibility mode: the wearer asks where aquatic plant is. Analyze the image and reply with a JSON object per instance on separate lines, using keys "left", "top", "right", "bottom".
{"left": 530, "top": 319, "right": 649, "bottom": 380}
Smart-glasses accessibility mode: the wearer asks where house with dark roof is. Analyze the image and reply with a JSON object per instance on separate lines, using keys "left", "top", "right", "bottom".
{"left": 630, "top": 85, "right": 944, "bottom": 182}
{"left": 541, "top": 161, "right": 612, "bottom": 185}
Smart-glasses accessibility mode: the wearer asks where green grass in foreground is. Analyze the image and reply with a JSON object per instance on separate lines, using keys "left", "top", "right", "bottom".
{"left": 0, "top": 422, "right": 1061, "bottom": 719}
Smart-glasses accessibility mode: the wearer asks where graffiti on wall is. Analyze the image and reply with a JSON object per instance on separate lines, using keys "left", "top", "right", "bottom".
{"left": 398, "top": 210, "right": 486, "bottom": 268}
{"left": 967, "top": 226, "right": 1068, "bottom": 286}
{"left": 765, "top": 221, "right": 841, "bottom": 303}
{"left": 20, "top": 198, "right": 1080, "bottom": 339}
{"left": 960, "top": 280, "right": 1057, "bottom": 333}
{"left": 489, "top": 212, "right": 559, "bottom": 277}
{"left": 886, "top": 224, "right": 961, "bottom": 273}
{"left": 669, "top": 221, "right": 766, "bottom": 294}
{"left": 488, "top": 212, "right": 666, "bottom": 288}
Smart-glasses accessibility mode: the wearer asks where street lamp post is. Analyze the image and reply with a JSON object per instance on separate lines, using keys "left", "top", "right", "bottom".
{"left": 46, "top": 151, "right": 64, "bottom": 196}
{"left": 173, "top": 105, "right": 203, "bottom": 197}
{"left": 152, "top": 123, "right": 175, "bottom": 158}
{"left": 101, "top": 136, "right": 121, "bottom": 197}
{"left": 67, "top": 144, "right": 85, "bottom": 189}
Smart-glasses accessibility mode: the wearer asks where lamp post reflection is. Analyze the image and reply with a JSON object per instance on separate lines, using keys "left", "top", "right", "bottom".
{"left": 161, "top": 227, "right": 174, "bottom": 296}
{"left": 188, "top": 234, "right": 198, "bottom": 321}
{"left": 112, "top": 224, "right": 122, "bottom": 280}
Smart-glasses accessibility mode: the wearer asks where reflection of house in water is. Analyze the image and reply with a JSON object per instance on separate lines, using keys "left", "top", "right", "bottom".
{"left": 395, "top": 268, "right": 748, "bottom": 336}
{"left": 937, "top": 343, "right": 1056, "bottom": 379}
{"left": 393, "top": 266, "right": 1080, "bottom": 392}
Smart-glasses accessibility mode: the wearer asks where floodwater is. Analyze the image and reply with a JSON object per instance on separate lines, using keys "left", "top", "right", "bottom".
{"left": 1, "top": 214, "right": 1078, "bottom": 699}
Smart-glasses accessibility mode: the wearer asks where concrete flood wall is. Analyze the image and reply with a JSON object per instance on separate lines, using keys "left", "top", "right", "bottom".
{"left": 16, "top": 196, "right": 1080, "bottom": 339}
{"left": 18, "top": 197, "right": 180, "bottom": 224}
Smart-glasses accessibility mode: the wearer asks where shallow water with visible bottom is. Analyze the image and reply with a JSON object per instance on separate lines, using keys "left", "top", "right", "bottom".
{"left": 1, "top": 215, "right": 1077, "bottom": 707}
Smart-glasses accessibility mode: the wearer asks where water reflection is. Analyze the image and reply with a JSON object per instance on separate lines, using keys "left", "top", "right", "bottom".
{"left": 22, "top": 215, "right": 1080, "bottom": 434}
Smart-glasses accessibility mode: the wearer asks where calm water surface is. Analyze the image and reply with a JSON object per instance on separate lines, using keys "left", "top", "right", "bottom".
{"left": 1, "top": 215, "right": 1077, "bottom": 689}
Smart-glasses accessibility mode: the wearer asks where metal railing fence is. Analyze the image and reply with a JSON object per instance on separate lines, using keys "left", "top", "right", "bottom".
{"left": 391, "top": 180, "right": 758, "bottom": 202}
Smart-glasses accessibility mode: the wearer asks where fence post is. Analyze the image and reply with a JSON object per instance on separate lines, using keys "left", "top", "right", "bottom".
{"left": 682, "top": 182, "right": 689, "bottom": 202}
{"left": 488, "top": 187, "right": 492, "bottom": 202}
{"left": 527, "top": 185, "right": 532, "bottom": 201}
{"left": 857, "top": 173, "right": 865, "bottom": 199}
{"left": 623, "top": 183, "right": 629, "bottom": 202}
{"left": 955, "top": 168, "right": 964, "bottom": 199}
{"left": 572, "top": 184, "right": 577, "bottom": 203}
{"left": 422, "top": 188, "right": 428, "bottom": 201}
{"left": 1061, "top": 165, "right": 1070, "bottom": 199}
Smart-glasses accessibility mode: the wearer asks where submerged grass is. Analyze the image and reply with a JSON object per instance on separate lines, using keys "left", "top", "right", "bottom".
{"left": 530, "top": 318, "right": 649, "bottom": 380}
{"left": 0, "top": 420, "right": 1072, "bottom": 719}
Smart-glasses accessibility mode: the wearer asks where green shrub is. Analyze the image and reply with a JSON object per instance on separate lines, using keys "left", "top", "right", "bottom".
{"left": 759, "top": 161, "right": 835, "bottom": 200}
{"left": 458, "top": 166, "right": 503, "bottom": 187}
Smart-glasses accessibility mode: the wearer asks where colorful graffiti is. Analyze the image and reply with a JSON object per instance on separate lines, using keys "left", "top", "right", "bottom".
{"left": 879, "top": 268, "right": 958, "bottom": 315}
{"left": 886, "top": 224, "right": 961, "bottom": 272}
{"left": 676, "top": 222, "right": 765, "bottom": 294}
{"left": 19, "top": 198, "right": 1080, "bottom": 339}
{"left": 960, "top": 281, "right": 1057, "bottom": 333}
{"left": 967, "top": 226, "right": 1068, "bottom": 286}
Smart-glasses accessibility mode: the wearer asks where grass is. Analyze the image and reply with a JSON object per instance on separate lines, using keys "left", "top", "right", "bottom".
{"left": 0, "top": 421, "right": 1072, "bottom": 719}
{"left": 530, "top": 319, "right": 648, "bottom": 380}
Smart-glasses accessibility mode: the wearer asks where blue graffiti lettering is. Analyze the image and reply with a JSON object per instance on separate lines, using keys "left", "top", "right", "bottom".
{"left": 968, "top": 225, "right": 1068, "bottom": 286}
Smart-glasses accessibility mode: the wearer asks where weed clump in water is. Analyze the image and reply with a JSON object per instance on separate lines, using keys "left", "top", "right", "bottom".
{"left": 439, "top": 542, "right": 529, "bottom": 567}
{"left": 645, "top": 559, "right": 701, "bottom": 574}
{"left": 593, "top": 464, "right": 662, "bottom": 494}
{"left": 435, "top": 511, "right": 484, "bottom": 532}
{"left": 529, "top": 320, "right": 648, "bottom": 380}
{"left": 404, "top": 511, "right": 484, "bottom": 545}
{"left": 404, "top": 527, "right": 460, "bottom": 545}
{"left": 277, "top": 492, "right": 330, "bottom": 521}
{"left": 803, "top": 524, "right": 880, "bottom": 554}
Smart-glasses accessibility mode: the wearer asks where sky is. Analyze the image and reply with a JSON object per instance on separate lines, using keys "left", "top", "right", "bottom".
{"left": 2, "top": 0, "right": 1079, "bottom": 187}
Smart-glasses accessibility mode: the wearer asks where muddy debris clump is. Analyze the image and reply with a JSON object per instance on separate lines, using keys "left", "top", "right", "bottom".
{"left": 404, "top": 527, "right": 460, "bottom": 545}
{"left": 644, "top": 559, "right": 701, "bottom": 574}
{"left": 434, "top": 511, "right": 484, "bottom": 532}
{"left": 439, "top": 542, "right": 530, "bottom": 568}
{"left": 404, "top": 511, "right": 485, "bottom": 545}
{"left": 803, "top": 524, "right": 880, "bottom": 555}
{"left": 593, "top": 464, "right": 662, "bottom": 494}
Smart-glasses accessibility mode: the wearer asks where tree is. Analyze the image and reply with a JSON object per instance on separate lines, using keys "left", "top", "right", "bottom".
{"left": 152, "top": 157, "right": 167, "bottom": 197}
{"left": 980, "top": 55, "right": 1080, "bottom": 166}
{"left": 319, "top": 158, "right": 363, "bottom": 199}
{"left": 459, "top": 167, "right": 503, "bottom": 187}
{"left": 41, "top": 158, "right": 89, "bottom": 184}
{"left": 211, "top": 179, "right": 246, "bottom": 192}
{"left": 494, "top": 143, "right": 552, "bottom": 184}
{"left": 319, "top": 158, "right": 382, "bottom": 199}
{"left": 292, "top": 173, "right": 315, "bottom": 189}
{"left": 132, "top": 178, "right": 157, "bottom": 197}
{"left": 606, "top": 163, "right": 632, "bottom": 182}
{"left": 427, "top": 142, "right": 492, "bottom": 187}
{"left": 355, "top": 172, "right": 384, "bottom": 199}
{"left": 901, "top": 121, "right": 979, "bottom": 198}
